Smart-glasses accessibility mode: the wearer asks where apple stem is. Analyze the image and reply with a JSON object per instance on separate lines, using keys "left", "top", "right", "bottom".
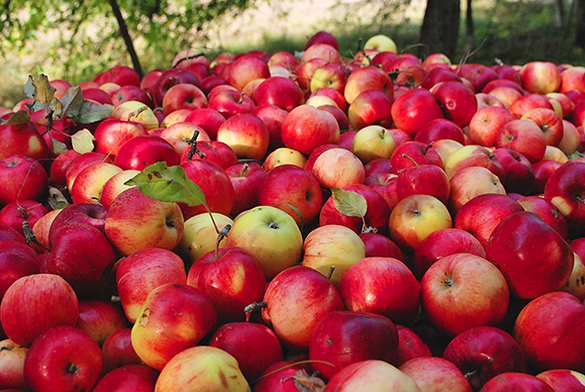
{"left": 22, "top": 221, "right": 50, "bottom": 252}
{"left": 214, "top": 224, "right": 231, "bottom": 260}
{"left": 401, "top": 153, "right": 419, "bottom": 167}
{"left": 238, "top": 92, "right": 246, "bottom": 104}
{"left": 327, "top": 265, "right": 336, "bottom": 280}
{"left": 244, "top": 301, "right": 267, "bottom": 322}
{"left": 185, "top": 130, "right": 205, "bottom": 161}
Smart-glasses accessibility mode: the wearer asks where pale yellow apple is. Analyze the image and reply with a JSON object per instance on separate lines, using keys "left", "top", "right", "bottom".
{"left": 364, "top": 34, "right": 398, "bottom": 54}
{"left": 110, "top": 101, "right": 159, "bottom": 130}
{"left": 431, "top": 139, "right": 464, "bottom": 164}
{"left": 177, "top": 212, "right": 234, "bottom": 267}
{"left": 264, "top": 147, "right": 307, "bottom": 171}
{"left": 543, "top": 145, "right": 569, "bottom": 163}
{"left": 302, "top": 224, "right": 366, "bottom": 286}
{"left": 560, "top": 252, "right": 585, "bottom": 301}
{"left": 352, "top": 125, "right": 397, "bottom": 163}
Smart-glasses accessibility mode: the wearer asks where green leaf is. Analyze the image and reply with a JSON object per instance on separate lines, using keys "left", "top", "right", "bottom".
{"left": 51, "top": 138, "right": 69, "bottom": 155}
{"left": 71, "top": 102, "right": 114, "bottom": 124}
{"left": 331, "top": 187, "right": 367, "bottom": 218}
{"left": 125, "top": 161, "right": 207, "bottom": 207}
{"left": 0, "top": 110, "right": 31, "bottom": 126}
{"left": 60, "top": 86, "right": 85, "bottom": 117}
{"left": 23, "top": 75, "right": 56, "bottom": 111}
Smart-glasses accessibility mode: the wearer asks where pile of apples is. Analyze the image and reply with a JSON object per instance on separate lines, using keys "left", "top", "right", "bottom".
{"left": 2, "top": 30, "right": 585, "bottom": 392}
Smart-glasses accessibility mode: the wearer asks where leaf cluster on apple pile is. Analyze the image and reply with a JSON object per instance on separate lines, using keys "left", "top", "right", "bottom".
{"left": 1, "top": 30, "right": 585, "bottom": 392}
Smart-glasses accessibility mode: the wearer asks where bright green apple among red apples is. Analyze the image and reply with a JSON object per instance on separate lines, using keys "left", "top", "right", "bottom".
{"left": 2, "top": 30, "right": 585, "bottom": 391}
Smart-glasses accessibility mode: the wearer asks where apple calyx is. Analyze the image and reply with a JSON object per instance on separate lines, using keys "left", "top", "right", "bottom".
{"left": 66, "top": 363, "right": 81, "bottom": 375}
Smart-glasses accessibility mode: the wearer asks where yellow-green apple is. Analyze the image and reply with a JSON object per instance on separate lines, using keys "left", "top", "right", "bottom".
{"left": 254, "top": 76, "right": 305, "bottom": 111}
{"left": 508, "top": 93, "right": 555, "bottom": 118}
{"left": 396, "top": 163, "right": 450, "bottom": 205}
{"left": 323, "top": 360, "right": 422, "bottom": 392}
{"left": 224, "top": 162, "right": 266, "bottom": 217}
{"left": 23, "top": 325, "right": 103, "bottom": 392}
{"left": 544, "top": 161, "right": 585, "bottom": 228}
{"left": 183, "top": 107, "right": 226, "bottom": 139}
{"left": 412, "top": 228, "right": 486, "bottom": 279}
{"left": 263, "top": 147, "right": 307, "bottom": 171}
{"left": 256, "top": 164, "right": 323, "bottom": 226}
{"left": 101, "top": 329, "right": 144, "bottom": 374}
{"left": 110, "top": 101, "right": 159, "bottom": 130}
{"left": 533, "top": 159, "right": 563, "bottom": 194}
{"left": 208, "top": 322, "right": 283, "bottom": 381}
{"left": 543, "top": 144, "right": 569, "bottom": 163}
{"left": 154, "top": 345, "right": 250, "bottom": 392}
{"left": 558, "top": 119, "right": 582, "bottom": 155}
{"left": 295, "top": 58, "right": 328, "bottom": 92}
{"left": 94, "top": 119, "right": 149, "bottom": 159}
{"left": 178, "top": 212, "right": 233, "bottom": 268}
{"left": 161, "top": 83, "right": 207, "bottom": 115}
{"left": 414, "top": 118, "right": 466, "bottom": 145}
{"left": 104, "top": 186, "right": 184, "bottom": 256}
{"left": 262, "top": 265, "right": 344, "bottom": 350}
{"left": 443, "top": 144, "right": 505, "bottom": 181}
{"left": 92, "top": 364, "right": 159, "bottom": 392}
{"left": 442, "top": 326, "right": 527, "bottom": 392}
{"left": 486, "top": 211, "right": 574, "bottom": 299}
{"left": 454, "top": 193, "right": 524, "bottom": 250}
{"left": 430, "top": 138, "right": 464, "bottom": 164}
{"left": 101, "top": 81, "right": 121, "bottom": 97}
{"left": 42, "top": 222, "right": 117, "bottom": 297}
{"left": 113, "top": 135, "right": 180, "bottom": 171}
{"left": 344, "top": 65, "right": 393, "bottom": 105}
{"left": 390, "top": 141, "right": 444, "bottom": 174}
{"left": 359, "top": 232, "right": 404, "bottom": 260}
{"left": 0, "top": 273, "right": 78, "bottom": 347}
{"left": 309, "top": 62, "right": 347, "bottom": 94}
{"left": 447, "top": 166, "right": 507, "bottom": 214}
{"left": 131, "top": 283, "right": 217, "bottom": 370}
{"left": 487, "top": 86, "right": 523, "bottom": 109}
{"left": 560, "top": 252, "right": 585, "bottom": 301}
{"left": 347, "top": 89, "right": 394, "bottom": 130}
{"left": 0, "top": 155, "right": 48, "bottom": 205}
{"left": 490, "top": 148, "right": 535, "bottom": 195}
{"left": 517, "top": 195, "right": 568, "bottom": 239}
{"left": 281, "top": 104, "right": 340, "bottom": 155}
{"left": 178, "top": 159, "right": 234, "bottom": 219}
{"left": 69, "top": 162, "right": 123, "bottom": 204}
{"left": 389, "top": 194, "right": 452, "bottom": 253}
{"left": 364, "top": 34, "right": 397, "bottom": 53}
{"left": 0, "top": 338, "right": 28, "bottom": 390}
{"left": 187, "top": 246, "right": 266, "bottom": 324}
{"left": 159, "top": 121, "right": 210, "bottom": 157}
{"left": 537, "top": 369, "right": 585, "bottom": 392}
{"left": 0, "top": 120, "right": 49, "bottom": 162}
{"left": 311, "top": 147, "right": 365, "bottom": 188}
{"left": 225, "top": 206, "right": 303, "bottom": 279}
{"left": 98, "top": 169, "right": 140, "bottom": 208}
{"left": 0, "top": 200, "right": 48, "bottom": 237}
{"left": 338, "top": 256, "right": 420, "bottom": 325}
{"left": 520, "top": 61, "right": 561, "bottom": 94}
{"left": 421, "top": 253, "right": 510, "bottom": 336}
{"left": 115, "top": 247, "right": 187, "bottom": 323}
{"left": 75, "top": 299, "right": 129, "bottom": 347}
{"left": 250, "top": 104, "right": 288, "bottom": 150}
{"left": 216, "top": 113, "right": 269, "bottom": 160}
{"left": 301, "top": 224, "right": 366, "bottom": 286}
{"left": 430, "top": 80, "right": 478, "bottom": 127}
{"left": 455, "top": 63, "right": 499, "bottom": 92}
{"left": 319, "top": 183, "right": 391, "bottom": 234}
{"left": 390, "top": 88, "right": 444, "bottom": 136}
{"left": 399, "top": 357, "right": 472, "bottom": 392}
{"left": 309, "top": 311, "right": 398, "bottom": 380}
{"left": 513, "top": 291, "right": 585, "bottom": 373}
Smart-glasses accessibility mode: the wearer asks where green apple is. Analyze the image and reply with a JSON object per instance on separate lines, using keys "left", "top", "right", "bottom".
{"left": 352, "top": 125, "right": 397, "bottom": 163}
{"left": 226, "top": 206, "right": 303, "bottom": 280}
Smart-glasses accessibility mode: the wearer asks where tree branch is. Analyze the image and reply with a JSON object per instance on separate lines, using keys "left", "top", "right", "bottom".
{"left": 108, "top": 0, "right": 143, "bottom": 79}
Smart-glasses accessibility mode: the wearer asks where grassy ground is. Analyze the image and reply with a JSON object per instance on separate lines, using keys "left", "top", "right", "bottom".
{"left": 1, "top": 0, "right": 584, "bottom": 109}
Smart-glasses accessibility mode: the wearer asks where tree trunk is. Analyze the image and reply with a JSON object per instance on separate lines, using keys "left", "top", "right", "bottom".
{"left": 108, "top": 0, "right": 143, "bottom": 78}
{"left": 555, "top": 0, "right": 565, "bottom": 27}
{"left": 465, "top": 0, "right": 474, "bottom": 52}
{"left": 419, "top": 0, "right": 461, "bottom": 61}
{"left": 577, "top": 0, "right": 585, "bottom": 49}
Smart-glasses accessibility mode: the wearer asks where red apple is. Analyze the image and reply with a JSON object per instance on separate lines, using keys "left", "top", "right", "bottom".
{"left": 480, "top": 372, "right": 554, "bottom": 392}
{"left": 254, "top": 76, "right": 304, "bottom": 111}
{"left": 390, "top": 141, "right": 444, "bottom": 174}
{"left": 101, "top": 329, "right": 144, "bottom": 374}
{"left": 216, "top": 113, "right": 270, "bottom": 160}
{"left": 396, "top": 163, "right": 450, "bottom": 205}
{"left": 447, "top": 166, "right": 507, "bottom": 214}
{"left": 0, "top": 155, "right": 49, "bottom": 205}
{"left": 414, "top": 118, "right": 466, "bottom": 145}
{"left": 0, "top": 339, "right": 28, "bottom": 390}
{"left": 344, "top": 65, "right": 393, "bottom": 105}
{"left": 359, "top": 232, "right": 403, "bottom": 259}
{"left": 537, "top": 369, "right": 585, "bottom": 392}
{"left": 399, "top": 356, "right": 473, "bottom": 392}
{"left": 311, "top": 148, "right": 365, "bottom": 189}
{"left": 347, "top": 89, "right": 393, "bottom": 130}
{"left": 92, "top": 364, "right": 158, "bottom": 392}
{"left": 391, "top": 88, "right": 444, "bottom": 136}
{"left": 518, "top": 195, "right": 569, "bottom": 239}
{"left": 544, "top": 161, "right": 585, "bottom": 228}
{"left": 225, "top": 162, "right": 266, "bottom": 217}
{"left": 468, "top": 106, "right": 516, "bottom": 147}
{"left": 75, "top": 299, "right": 129, "bottom": 347}
{"left": 521, "top": 107, "right": 564, "bottom": 146}
{"left": 113, "top": 134, "right": 180, "bottom": 171}
{"left": 0, "top": 200, "right": 48, "bottom": 237}
{"left": 0, "top": 120, "right": 50, "bottom": 162}
{"left": 161, "top": 83, "right": 207, "bottom": 115}
{"left": 431, "top": 80, "right": 478, "bottom": 127}
{"left": 520, "top": 61, "right": 562, "bottom": 94}
{"left": 490, "top": 148, "right": 535, "bottom": 195}
{"left": 281, "top": 104, "right": 340, "bottom": 155}
{"left": 227, "top": 54, "right": 271, "bottom": 92}
{"left": 183, "top": 107, "right": 226, "bottom": 139}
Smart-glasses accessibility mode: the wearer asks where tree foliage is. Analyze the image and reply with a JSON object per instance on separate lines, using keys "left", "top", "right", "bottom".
{"left": 0, "top": 0, "right": 255, "bottom": 82}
